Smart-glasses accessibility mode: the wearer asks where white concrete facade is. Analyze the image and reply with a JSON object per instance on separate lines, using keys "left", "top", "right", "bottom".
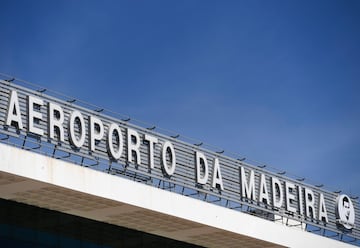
{"left": 0, "top": 143, "right": 355, "bottom": 248}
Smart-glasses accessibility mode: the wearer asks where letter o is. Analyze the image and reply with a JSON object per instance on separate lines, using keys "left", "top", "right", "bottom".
{"left": 69, "top": 110, "right": 85, "bottom": 148}
{"left": 107, "top": 123, "right": 123, "bottom": 160}
{"left": 161, "top": 141, "right": 176, "bottom": 176}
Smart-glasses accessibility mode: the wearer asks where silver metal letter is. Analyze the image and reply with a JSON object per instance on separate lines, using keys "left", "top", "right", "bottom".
{"left": 318, "top": 193, "right": 328, "bottom": 223}
{"left": 272, "top": 177, "right": 283, "bottom": 209}
{"left": 48, "top": 102, "right": 64, "bottom": 142}
{"left": 305, "top": 188, "right": 316, "bottom": 219}
{"left": 6, "top": 90, "right": 23, "bottom": 130}
{"left": 69, "top": 110, "right": 86, "bottom": 148}
{"left": 144, "top": 134, "right": 158, "bottom": 169}
{"left": 298, "top": 185, "right": 304, "bottom": 215}
{"left": 211, "top": 158, "right": 224, "bottom": 190}
{"left": 27, "top": 95, "right": 44, "bottom": 136}
{"left": 240, "top": 167, "right": 256, "bottom": 201}
{"left": 259, "top": 173, "right": 270, "bottom": 204}
{"left": 127, "top": 128, "right": 141, "bottom": 165}
{"left": 195, "top": 151, "right": 208, "bottom": 185}
{"left": 161, "top": 141, "right": 176, "bottom": 176}
{"left": 107, "top": 123, "right": 123, "bottom": 160}
{"left": 89, "top": 115, "right": 104, "bottom": 152}
{"left": 285, "top": 181, "right": 297, "bottom": 213}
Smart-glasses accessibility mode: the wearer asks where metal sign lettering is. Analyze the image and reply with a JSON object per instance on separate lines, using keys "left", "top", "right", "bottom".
{"left": 0, "top": 79, "right": 359, "bottom": 241}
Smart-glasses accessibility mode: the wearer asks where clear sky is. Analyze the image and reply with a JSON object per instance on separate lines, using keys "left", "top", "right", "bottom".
{"left": 1, "top": 1, "right": 360, "bottom": 198}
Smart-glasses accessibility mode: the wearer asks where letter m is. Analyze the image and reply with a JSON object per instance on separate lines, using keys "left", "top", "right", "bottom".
{"left": 240, "top": 167, "right": 256, "bottom": 201}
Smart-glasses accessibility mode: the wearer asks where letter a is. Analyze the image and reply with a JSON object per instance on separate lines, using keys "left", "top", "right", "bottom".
{"left": 6, "top": 90, "right": 23, "bottom": 130}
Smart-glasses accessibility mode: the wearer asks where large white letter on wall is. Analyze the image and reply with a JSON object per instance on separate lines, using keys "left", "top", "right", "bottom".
{"left": 211, "top": 158, "right": 224, "bottom": 190}
{"left": 48, "top": 102, "right": 64, "bottom": 142}
{"left": 240, "top": 167, "right": 256, "bottom": 201}
{"left": 196, "top": 151, "right": 208, "bottom": 185}
{"left": 89, "top": 115, "right": 104, "bottom": 152}
{"left": 107, "top": 123, "right": 123, "bottom": 160}
{"left": 144, "top": 134, "right": 158, "bottom": 169}
{"left": 161, "top": 141, "right": 176, "bottom": 176}
{"left": 127, "top": 128, "right": 141, "bottom": 165}
{"left": 69, "top": 110, "right": 86, "bottom": 148}
{"left": 6, "top": 90, "right": 23, "bottom": 130}
{"left": 27, "top": 95, "right": 44, "bottom": 136}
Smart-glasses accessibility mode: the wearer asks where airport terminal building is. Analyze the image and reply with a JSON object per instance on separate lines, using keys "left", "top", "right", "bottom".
{"left": 0, "top": 75, "right": 359, "bottom": 247}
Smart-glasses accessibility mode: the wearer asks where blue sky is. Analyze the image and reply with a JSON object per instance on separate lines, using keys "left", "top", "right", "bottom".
{"left": 1, "top": 1, "right": 360, "bottom": 197}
